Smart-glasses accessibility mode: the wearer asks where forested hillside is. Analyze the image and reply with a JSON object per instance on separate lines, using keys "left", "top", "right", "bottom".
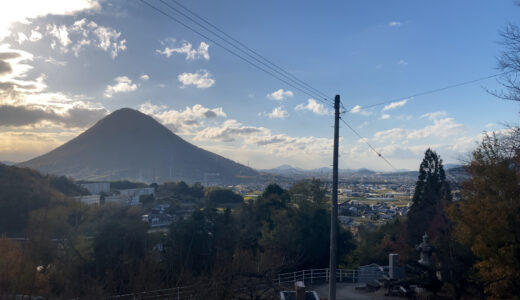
{"left": 0, "top": 164, "right": 86, "bottom": 236}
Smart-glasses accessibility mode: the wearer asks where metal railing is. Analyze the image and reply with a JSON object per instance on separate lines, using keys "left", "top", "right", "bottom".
{"left": 105, "top": 267, "right": 387, "bottom": 299}
{"left": 275, "top": 268, "right": 385, "bottom": 286}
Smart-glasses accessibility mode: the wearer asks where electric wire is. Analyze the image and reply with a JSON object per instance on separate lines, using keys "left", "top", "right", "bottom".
{"left": 339, "top": 117, "right": 397, "bottom": 171}
{"left": 142, "top": 0, "right": 507, "bottom": 172}
{"left": 344, "top": 72, "right": 507, "bottom": 113}
{"left": 167, "top": 0, "right": 334, "bottom": 102}
{"left": 159, "top": 0, "right": 333, "bottom": 104}
{"left": 140, "top": 0, "right": 334, "bottom": 107}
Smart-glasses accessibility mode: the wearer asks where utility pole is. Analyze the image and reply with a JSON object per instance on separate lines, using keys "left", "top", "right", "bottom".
{"left": 328, "top": 95, "right": 340, "bottom": 300}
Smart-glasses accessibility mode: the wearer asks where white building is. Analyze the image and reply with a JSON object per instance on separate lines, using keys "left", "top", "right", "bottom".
{"left": 117, "top": 187, "right": 155, "bottom": 205}
{"left": 79, "top": 182, "right": 110, "bottom": 195}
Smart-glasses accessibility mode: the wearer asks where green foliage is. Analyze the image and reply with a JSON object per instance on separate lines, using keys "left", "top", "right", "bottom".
{"left": 0, "top": 164, "right": 71, "bottom": 235}
{"left": 289, "top": 178, "right": 327, "bottom": 207}
{"left": 448, "top": 130, "right": 520, "bottom": 299}
{"left": 347, "top": 150, "right": 454, "bottom": 271}
{"left": 348, "top": 218, "right": 408, "bottom": 266}
{"left": 408, "top": 148, "right": 451, "bottom": 245}
{"left": 0, "top": 176, "right": 357, "bottom": 297}
{"left": 163, "top": 206, "right": 235, "bottom": 279}
{"left": 109, "top": 180, "right": 148, "bottom": 190}
{"left": 205, "top": 187, "right": 243, "bottom": 205}
{"left": 48, "top": 175, "right": 89, "bottom": 196}
{"left": 260, "top": 203, "right": 354, "bottom": 270}
{"left": 93, "top": 219, "right": 149, "bottom": 293}
{"left": 157, "top": 181, "right": 204, "bottom": 202}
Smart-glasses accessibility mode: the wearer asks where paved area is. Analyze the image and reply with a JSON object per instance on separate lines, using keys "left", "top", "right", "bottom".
{"left": 310, "top": 283, "right": 403, "bottom": 300}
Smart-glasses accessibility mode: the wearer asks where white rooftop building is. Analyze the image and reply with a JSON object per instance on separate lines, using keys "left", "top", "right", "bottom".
{"left": 79, "top": 182, "right": 110, "bottom": 195}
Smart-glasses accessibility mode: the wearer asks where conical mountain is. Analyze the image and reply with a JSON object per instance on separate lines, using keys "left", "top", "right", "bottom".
{"left": 19, "top": 108, "right": 258, "bottom": 183}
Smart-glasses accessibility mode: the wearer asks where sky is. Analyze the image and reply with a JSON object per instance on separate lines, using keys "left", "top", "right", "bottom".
{"left": 0, "top": 0, "right": 519, "bottom": 171}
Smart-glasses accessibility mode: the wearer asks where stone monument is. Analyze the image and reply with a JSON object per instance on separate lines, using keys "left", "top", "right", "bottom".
{"left": 416, "top": 233, "right": 434, "bottom": 266}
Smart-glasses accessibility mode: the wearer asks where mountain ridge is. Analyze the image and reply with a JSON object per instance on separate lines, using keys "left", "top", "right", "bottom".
{"left": 18, "top": 108, "right": 258, "bottom": 184}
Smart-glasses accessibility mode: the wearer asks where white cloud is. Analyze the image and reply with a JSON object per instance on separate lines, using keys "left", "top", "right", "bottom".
{"left": 388, "top": 21, "right": 402, "bottom": 27}
{"left": 140, "top": 74, "right": 150, "bottom": 81}
{"left": 104, "top": 76, "right": 137, "bottom": 98}
{"left": 295, "top": 98, "right": 331, "bottom": 115}
{"left": 264, "top": 106, "right": 288, "bottom": 119}
{"left": 156, "top": 41, "right": 210, "bottom": 60}
{"left": 195, "top": 120, "right": 255, "bottom": 142}
{"left": 34, "top": 18, "right": 127, "bottom": 58}
{"left": 407, "top": 118, "right": 466, "bottom": 139}
{"left": 373, "top": 128, "right": 407, "bottom": 143}
{"left": 41, "top": 56, "right": 66, "bottom": 66}
{"left": 17, "top": 29, "right": 43, "bottom": 44}
{"left": 0, "top": 45, "right": 108, "bottom": 130}
{"left": 0, "top": 129, "right": 82, "bottom": 162}
{"left": 372, "top": 117, "right": 466, "bottom": 142}
{"left": 0, "top": 44, "right": 111, "bottom": 162}
{"left": 194, "top": 119, "right": 332, "bottom": 157}
{"left": 267, "top": 89, "right": 293, "bottom": 101}
{"left": 177, "top": 70, "right": 215, "bottom": 88}
{"left": 350, "top": 104, "right": 372, "bottom": 116}
{"left": 357, "top": 121, "right": 369, "bottom": 129}
{"left": 382, "top": 99, "right": 407, "bottom": 111}
{"left": 137, "top": 101, "right": 335, "bottom": 168}
{"left": 16, "top": 33, "right": 28, "bottom": 44}
{"left": 47, "top": 24, "right": 71, "bottom": 50}
{"left": 193, "top": 119, "right": 334, "bottom": 168}
{"left": 92, "top": 25, "right": 126, "bottom": 58}
{"left": 138, "top": 101, "right": 226, "bottom": 134}
{"left": 0, "top": 45, "right": 36, "bottom": 81}
{"left": 420, "top": 111, "right": 447, "bottom": 120}
{"left": 398, "top": 59, "right": 408, "bottom": 65}
{"left": 194, "top": 119, "right": 267, "bottom": 142}
{"left": 381, "top": 114, "right": 390, "bottom": 120}
{"left": 29, "top": 30, "right": 42, "bottom": 42}
{"left": 0, "top": 0, "right": 100, "bottom": 40}
{"left": 69, "top": 18, "right": 126, "bottom": 58}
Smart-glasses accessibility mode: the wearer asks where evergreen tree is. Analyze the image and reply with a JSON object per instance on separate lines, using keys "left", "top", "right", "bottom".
{"left": 407, "top": 149, "right": 452, "bottom": 244}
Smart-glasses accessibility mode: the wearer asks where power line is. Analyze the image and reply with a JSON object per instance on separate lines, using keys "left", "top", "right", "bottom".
{"left": 166, "top": 0, "right": 334, "bottom": 102}
{"left": 344, "top": 72, "right": 507, "bottom": 113}
{"left": 140, "top": 0, "right": 334, "bottom": 107}
{"left": 160, "top": 0, "right": 331, "bottom": 104}
{"left": 339, "top": 117, "right": 397, "bottom": 171}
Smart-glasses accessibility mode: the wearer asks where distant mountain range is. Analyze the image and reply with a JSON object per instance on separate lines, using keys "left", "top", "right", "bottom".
{"left": 259, "top": 164, "right": 466, "bottom": 183}
{"left": 18, "top": 108, "right": 258, "bottom": 184}
{"left": 260, "top": 165, "right": 381, "bottom": 176}
{"left": 261, "top": 163, "right": 462, "bottom": 175}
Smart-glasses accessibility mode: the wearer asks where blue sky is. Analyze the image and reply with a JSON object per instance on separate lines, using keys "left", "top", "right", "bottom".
{"left": 0, "top": 0, "right": 518, "bottom": 170}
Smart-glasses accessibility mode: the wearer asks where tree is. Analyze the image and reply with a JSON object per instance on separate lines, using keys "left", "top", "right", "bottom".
{"left": 407, "top": 148, "right": 452, "bottom": 245}
{"left": 163, "top": 205, "right": 236, "bottom": 281}
{"left": 447, "top": 130, "right": 520, "bottom": 299}
{"left": 205, "top": 188, "right": 243, "bottom": 205}
{"left": 492, "top": 22, "right": 520, "bottom": 102}
{"left": 289, "top": 178, "right": 327, "bottom": 207}
{"left": 93, "top": 219, "right": 149, "bottom": 293}
{"left": 0, "top": 236, "right": 49, "bottom": 297}
{"left": 258, "top": 184, "right": 354, "bottom": 271}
